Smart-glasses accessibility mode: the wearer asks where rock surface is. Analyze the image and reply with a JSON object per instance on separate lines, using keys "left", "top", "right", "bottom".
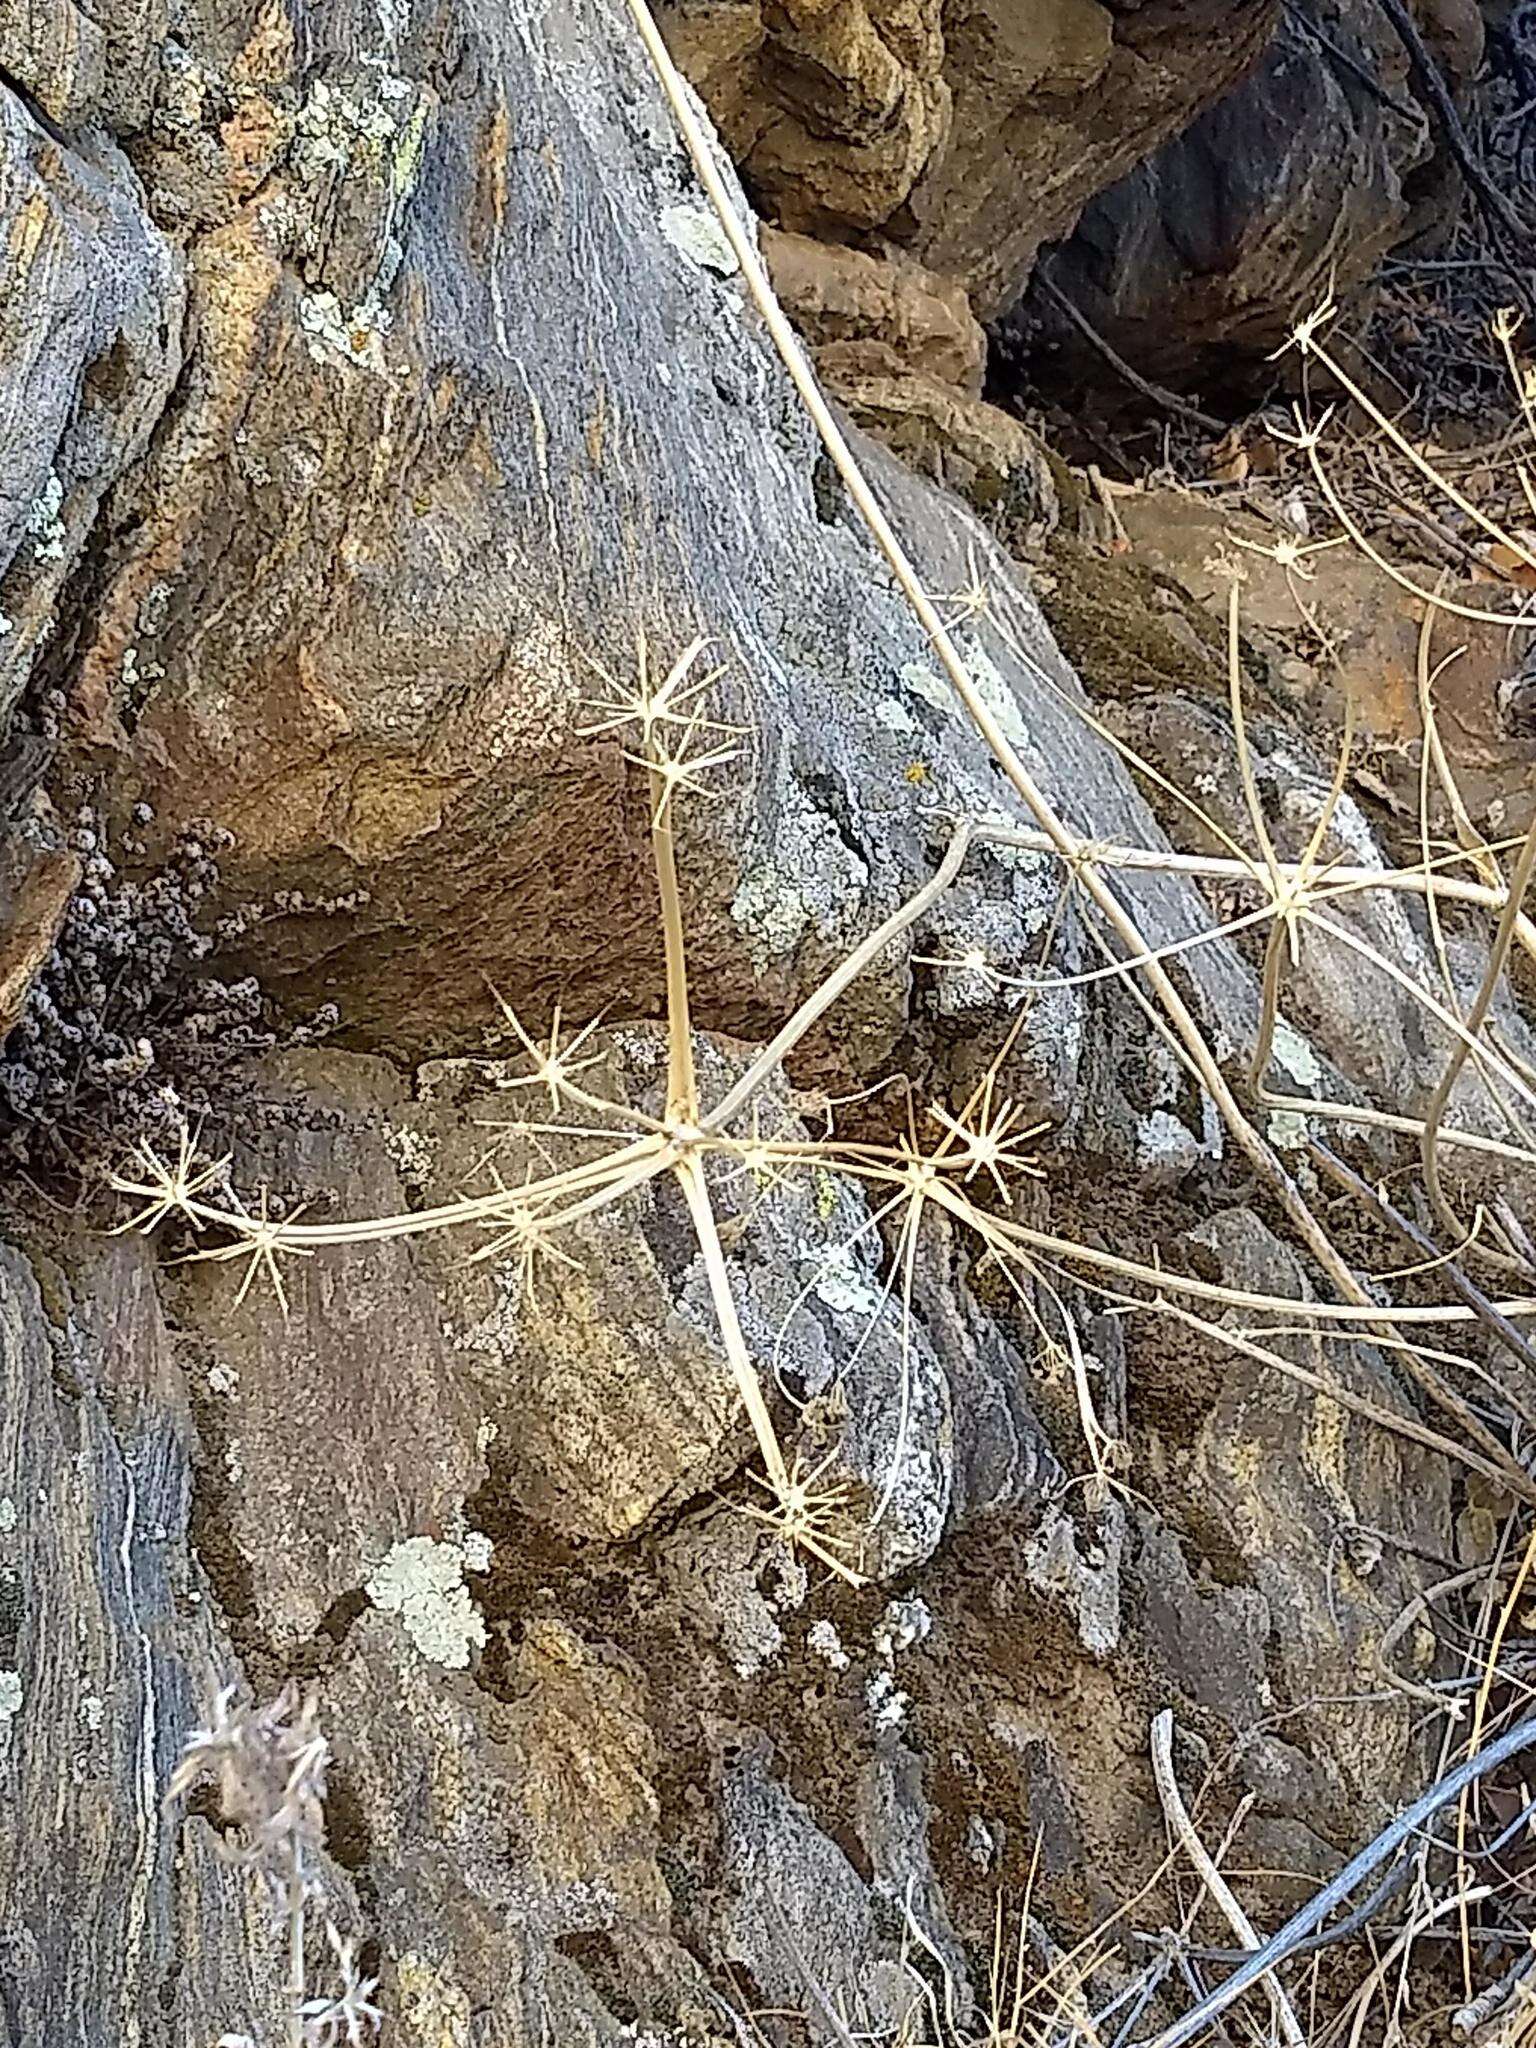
{"left": 667, "top": 0, "right": 1283, "bottom": 315}
{"left": 1021, "top": 0, "right": 1483, "bottom": 392}
{"left": 0, "top": 0, "right": 1528, "bottom": 2042}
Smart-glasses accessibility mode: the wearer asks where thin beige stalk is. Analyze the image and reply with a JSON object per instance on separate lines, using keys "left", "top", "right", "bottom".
{"left": 1150, "top": 1709, "right": 1306, "bottom": 2048}
{"left": 706, "top": 821, "right": 973, "bottom": 1132}
{"left": 1421, "top": 811, "right": 1536, "bottom": 1264}
{"left": 650, "top": 771, "right": 699, "bottom": 1124}
{"left": 622, "top": 0, "right": 1381, "bottom": 1324}
{"left": 675, "top": 1148, "right": 789, "bottom": 1493}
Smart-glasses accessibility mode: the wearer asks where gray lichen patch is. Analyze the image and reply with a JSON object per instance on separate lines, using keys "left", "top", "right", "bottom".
{"left": 0, "top": 1669, "right": 21, "bottom": 1751}
{"left": 729, "top": 777, "right": 869, "bottom": 974}
{"left": 364, "top": 1535, "right": 489, "bottom": 1670}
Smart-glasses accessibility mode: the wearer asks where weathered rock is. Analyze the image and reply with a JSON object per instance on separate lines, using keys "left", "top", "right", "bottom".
{"left": 715, "top": 1744, "right": 917, "bottom": 2032}
{"left": 0, "top": 94, "right": 183, "bottom": 740}
{"left": 1173, "top": 1208, "right": 1455, "bottom": 1815}
{"left": 1020, "top": 0, "right": 1481, "bottom": 392}
{"left": 1109, "top": 486, "right": 1536, "bottom": 842}
{"left": 670, "top": 0, "right": 1283, "bottom": 316}
{"left": 0, "top": 795, "right": 78, "bottom": 1040}
{"left": 0, "top": 1238, "right": 326, "bottom": 2047}
{"left": 825, "top": 364, "right": 1060, "bottom": 543}
{"left": 0, "top": 0, "right": 167, "bottom": 134}
{"left": 320, "top": 1612, "right": 708, "bottom": 2043}
{"left": 0, "top": 0, "right": 1527, "bottom": 2038}
{"left": 764, "top": 226, "right": 986, "bottom": 388}
{"left": 158, "top": 1051, "right": 489, "bottom": 1647}
{"left": 665, "top": 0, "right": 951, "bottom": 235}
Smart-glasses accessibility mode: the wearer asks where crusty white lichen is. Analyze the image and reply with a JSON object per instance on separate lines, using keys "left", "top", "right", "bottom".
{"left": 0, "top": 1670, "right": 22, "bottom": 1751}
{"left": 659, "top": 202, "right": 739, "bottom": 277}
{"left": 873, "top": 1595, "right": 932, "bottom": 1659}
{"left": 25, "top": 473, "right": 66, "bottom": 562}
{"left": 806, "top": 1618, "right": 850, "bottom": 1672}
{"left": 365, "top": 1535, "right": 490, "bottom": 1669}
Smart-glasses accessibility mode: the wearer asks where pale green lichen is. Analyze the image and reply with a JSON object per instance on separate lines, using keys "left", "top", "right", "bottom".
{"left": 298, "top": 286, "right": 392, "bottom": 373}
{"left": 365, "top": 1535, "right": 490, "bottom": 1669}
{"left": 1272, "top": 1016, "right": 1323, "bottom": 1089}
{"left": 1267, "top": 1106, "right": 1311, "bottom": 1152}
{"left": 806, "top": 1619, "right": 849, "bottom": 1671}
{"left": 0, "top": 1670, "right": 21, "bottom": 1751}
{"left": 810, "top": 1243, "right": 886, "bottom": 1320}
{"left": 659, "top": 203, "right": 739, "bottom": 276}
{"left": 730, "top": 787, "right": 867, "bottom": 973}
{"left": 26, "top": 473, "right": 66, "bottom": 562}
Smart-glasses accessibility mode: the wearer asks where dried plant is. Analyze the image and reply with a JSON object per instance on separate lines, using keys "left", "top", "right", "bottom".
{"left": 168, "top": 1682, "right": 381, "bottom": 2048}
{"left": 104, "top": 24, "right": 1536, "bottom": 2041}
{"left": 105, "top": 295, "right": 1536, "bottom": 1597}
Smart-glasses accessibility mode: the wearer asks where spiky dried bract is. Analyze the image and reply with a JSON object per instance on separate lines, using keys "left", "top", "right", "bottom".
{"left": 485, "top": 990, "right": 610, "bottom": 1115}
{"left": 297, "top": 1926, "right": 384, "bottom": 2048}
{"left": 108, "top": 1124, "right": 232, "bottom": 1234}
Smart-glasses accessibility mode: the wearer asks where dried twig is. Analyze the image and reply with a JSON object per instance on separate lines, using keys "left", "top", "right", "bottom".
{"left": 1149, "top": 1711, "right": 1305, "bottom": 2048}
{"left": 1032, "top": 270, "right": 1226, "bottom": 435}
{"left": 1374, "top": 0, "right": 1535, "bottom": 261}
{"left": 1142, "top": 1714, "right": 1536, "bottom": 2048}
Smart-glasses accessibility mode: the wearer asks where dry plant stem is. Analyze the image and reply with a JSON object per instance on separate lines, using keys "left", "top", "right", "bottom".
{"left": 1303, "top": 327, "right": 1536, "bottom": 568}
{"left": 1453, "top": 1950, "right": 1536, "bottom": 2037}
{"left": 1374, "top": 0, "right": 1535, "bottom": 256}
{"left": 1227, "top": 578, "right": 1294, "bottom": 1099}
{"left": 1266, "top": 1092, "right": 1536, "bottom": 1174}
{"left": 1132, "top": 1295, "right": 1536, "bottom": 1503}
{"left": 1422, "top": 810, "right": 1536, "bottom": 1264}
{"left": 623, "top": 0, "right": 1379, "bottom": 1330}
{"left": 1308, "top": 908, "right": 1536, "bottom": 1113}
{"left": 1034, "top": 268, "right": 1224, "bottom": 433}
{"left": 674, "top": 1147, "right": 789, "bottom": 1493}
{"left": 956, "top": 1194, "right": 1536, "bottom": 1332}
{"left": 1143, "top": 1711, "right": 1536, "bottom": 2048}
{"left": 1341, "top": 1884, "right": 1493, "bottom": 2048}
{"left": 1308, "top": 1139, "right": 1536, "bottom": 1406}
{"left": 646, "top": 722, "right": 792, "bottom": 1492}
{"left": 1303, "top": 443, "right": 1536, "bottom": 627}
{"left": 980, "top": 827, "right": 1536, "bottom": 936}
{"left": 650, "top": 764, "right": 699, "bottom": 1124}
{"left": 1457, "top": 1526, "right": 1536, "bottom": 1997}
{"left": 706, "top": 821, "right": 974, "bottom": 1133}
{"left": 1375, "top": 1563, "right": 1489, "bottom": 1713}
{"left": 1150, "top": 1711, "right": 1306, "bottom": 2048}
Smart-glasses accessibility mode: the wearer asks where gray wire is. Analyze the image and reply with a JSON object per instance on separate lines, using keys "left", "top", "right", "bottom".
{"left": 1140, "top": 1714, "right": 1536, "bottom": 2048}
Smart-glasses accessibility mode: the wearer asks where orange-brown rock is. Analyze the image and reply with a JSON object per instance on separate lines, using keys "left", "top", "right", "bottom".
{"left": 668, "top": 0, "right": 1282, "bottom": 315}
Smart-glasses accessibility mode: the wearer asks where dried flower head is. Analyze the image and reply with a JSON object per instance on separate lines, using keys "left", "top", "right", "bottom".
{"left": 168, "top": 1681, "right": 329, "bottom": 1913}
{"left": 298, "top": 1925, "right": 383, "bottom": 2047}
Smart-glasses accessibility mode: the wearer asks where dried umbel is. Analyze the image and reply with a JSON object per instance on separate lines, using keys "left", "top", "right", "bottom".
{"left": 169, "top": 1682, "right": 329, "bottom": 1914}
{"left": 169, "top": 1683, "right": 381, "bottom": 2048}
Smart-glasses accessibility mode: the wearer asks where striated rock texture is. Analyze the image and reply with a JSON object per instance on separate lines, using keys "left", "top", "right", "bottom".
{"left": 0, "top": 0, "right": 1526, "bottom": 2044}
